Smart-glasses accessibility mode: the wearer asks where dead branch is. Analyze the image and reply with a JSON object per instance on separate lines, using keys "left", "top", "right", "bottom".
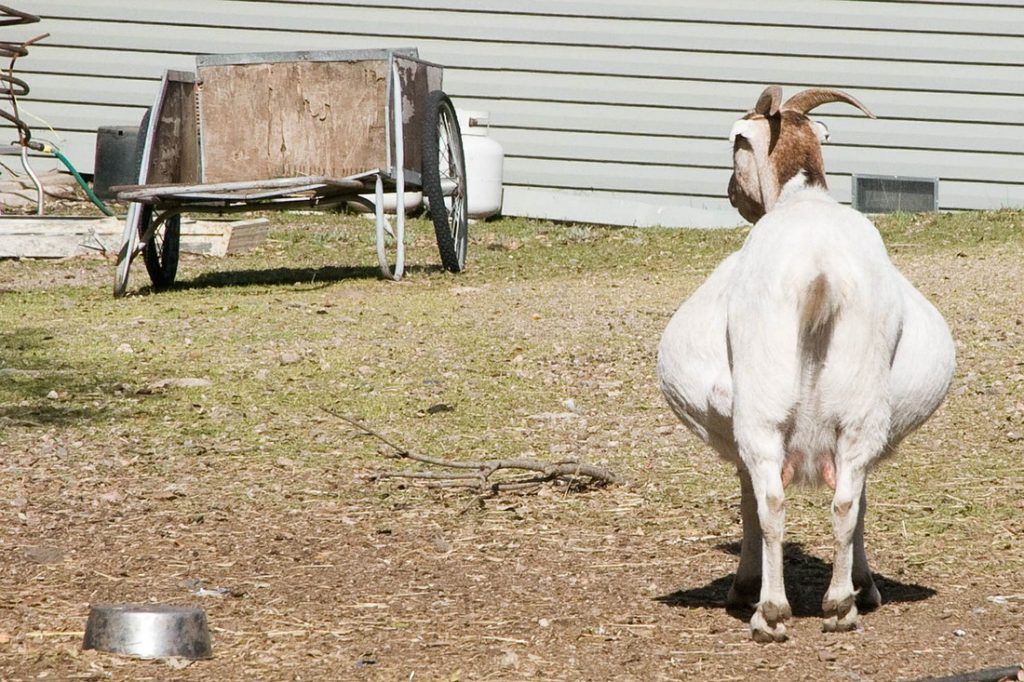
{"left": 324, "top": 409, "right": 622, "bottom": 492}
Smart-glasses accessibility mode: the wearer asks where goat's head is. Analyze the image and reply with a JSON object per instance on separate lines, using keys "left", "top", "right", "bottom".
{"left": 727, "top": 86, "right": 876, "bottom": 223}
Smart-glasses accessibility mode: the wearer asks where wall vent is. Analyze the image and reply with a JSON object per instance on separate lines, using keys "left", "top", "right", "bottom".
{"left": 852, "top": 174, "right": 938, "bottom": 214}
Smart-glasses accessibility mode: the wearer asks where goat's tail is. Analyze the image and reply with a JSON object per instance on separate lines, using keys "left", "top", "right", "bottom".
{"left": 798, "top": 274, "right": 839, "bottom": 363}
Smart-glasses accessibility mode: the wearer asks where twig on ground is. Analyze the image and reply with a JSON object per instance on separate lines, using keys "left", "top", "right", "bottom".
{"left": 912, "top": 665, "right": 1023, "bottom": 682}
{"left": 323, "top": 409, "right": 622, "bottom": 493}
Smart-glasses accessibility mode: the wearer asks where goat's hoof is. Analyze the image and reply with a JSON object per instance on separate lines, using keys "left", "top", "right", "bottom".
{"left": 856, "top": 581, "right": 882, "bottom": 612}
{"left": 822, "top": 594, "right": 860, "bottom": 633}
{"left": 750, "top": 601, "right": 790, "bottom": 643}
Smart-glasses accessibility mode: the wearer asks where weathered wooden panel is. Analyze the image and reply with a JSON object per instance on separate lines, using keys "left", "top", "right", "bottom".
{"left": 146, "top": 73, "right": 199, "bottom": 185}
{"left": 197, "top": 59, "right": 390, "bottom": 183}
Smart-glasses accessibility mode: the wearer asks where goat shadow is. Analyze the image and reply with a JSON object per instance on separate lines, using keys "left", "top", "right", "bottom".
{"left": 656, "top": 541, "right": 936, "bottom": 619}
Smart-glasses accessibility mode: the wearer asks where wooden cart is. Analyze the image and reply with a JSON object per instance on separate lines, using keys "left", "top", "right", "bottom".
{"left": 112, "top": 48, "right": 468, "bottom": 297}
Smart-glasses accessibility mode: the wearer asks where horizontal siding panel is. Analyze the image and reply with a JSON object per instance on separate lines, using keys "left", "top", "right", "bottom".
{"left": 27, "top": 46, "right": 197, "bottom": 81}
{"left": 501, "top": 185, "right": 742, "bottom": 228}
{"left": 497, "top": 129, "right": 1024, "bottom": 184}
{"left": 503, "top": 157, "right": 1024, "bottom": 212}
{"left": 457, "top": 99, "right": 1024, "bottom": 156}
{"left": 447, "top": 71, "right": 1024, "bottom": 126}
{"left": 27, "top": 40, "right": 1024, "bottom": 98}
{"left": 15, "top": 73, "right": 158, "bottom": 109}
{"left": 503, "top": 157, "right": 728, "bottom": 197}
{"left": 826, "top": 146, "right": 1024, "bottom": 185}
{"left": 2, "top": 102, "right": 146, "bottom": 134}
{"left": 35, "top": 0, "right": 1024, "bottom": 40}
{"left": 29, "top": 13, "right": 1024, "bottom": 68}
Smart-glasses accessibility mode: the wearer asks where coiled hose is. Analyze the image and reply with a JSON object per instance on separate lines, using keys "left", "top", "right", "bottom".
{"left": 0, "top": 4, "right": 45, "bottom": 148}
{"left": 0, "top": 6, "right": 111, "bottom": 216}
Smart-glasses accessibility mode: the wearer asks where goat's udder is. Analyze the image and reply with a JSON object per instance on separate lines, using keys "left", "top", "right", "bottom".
{"left": 781, "top": 449, "right": 838, "bottom": 490}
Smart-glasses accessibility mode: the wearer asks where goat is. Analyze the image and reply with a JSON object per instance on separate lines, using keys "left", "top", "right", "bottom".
{"left": 657, "top": 86, "right": 956, "bottom": 642}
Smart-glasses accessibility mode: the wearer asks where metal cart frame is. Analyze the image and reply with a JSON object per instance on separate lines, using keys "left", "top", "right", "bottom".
{"left": 113, "top": 48, "right": 468, "bottom": 297}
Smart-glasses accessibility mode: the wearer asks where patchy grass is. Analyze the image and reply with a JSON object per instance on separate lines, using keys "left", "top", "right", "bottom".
{"left": 1, "top": 207, "right": 1022, "bottom": 680}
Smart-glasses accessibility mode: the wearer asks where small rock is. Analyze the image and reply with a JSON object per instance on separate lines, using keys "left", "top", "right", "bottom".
{"left": 818, "top": 650, "right": 838, "bottom": 662}
{"left": 116, "top": 343, "right": 134, "bottom": 354}
{"left": 1007, "top": 432, "right": 1022, "bottom": 442}
{"left": 279, "top": 352, "right": 302, "bottom": 365}
{"left": 153, "top": 485, "right": 186, "bottom": 500}
{"left": 953, "top": 628, "right": 966, "bottom": 637}
{"left": 354, "top": 654, "right": 377, "bottom": 668}
{"left": 45, "top": 390, "right": 59, "bottom": 400}
{"left": 164, "top": 657, "right": 193, "bottom": 670}
{"left": 497, "top": 651, "right": 520, "bottom": 669}
{"left": 538, "top": 618, "right": 551, "bottom": 628}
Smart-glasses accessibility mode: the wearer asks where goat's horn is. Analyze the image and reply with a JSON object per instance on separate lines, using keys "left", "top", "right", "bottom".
{"left": 781, "top": 88, "right": 876, "bottom": 118}
{"left": 753, "top": 85, "right": 782, "bottom": 116}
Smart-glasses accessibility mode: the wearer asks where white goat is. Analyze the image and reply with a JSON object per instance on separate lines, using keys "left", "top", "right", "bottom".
{"left": 657, "top": 86, "right": 955, "bottom": 642}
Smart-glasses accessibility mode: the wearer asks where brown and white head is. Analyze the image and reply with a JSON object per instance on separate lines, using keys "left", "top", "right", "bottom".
{"left": 727, "top": 86, "right": 876, "bottom": 223}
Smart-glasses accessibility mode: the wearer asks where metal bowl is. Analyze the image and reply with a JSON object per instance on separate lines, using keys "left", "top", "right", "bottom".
{"left": 82, "top": 604, "right": 212, "bottom": 659}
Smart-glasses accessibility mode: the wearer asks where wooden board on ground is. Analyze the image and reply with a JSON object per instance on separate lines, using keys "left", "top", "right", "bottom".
{"left": 0, "top": 216, "right": 269, "bottom": 258}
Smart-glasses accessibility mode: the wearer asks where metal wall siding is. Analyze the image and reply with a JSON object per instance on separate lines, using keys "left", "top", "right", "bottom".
{"left": 6, "top": 0, "right": 1022, "bottom": 226}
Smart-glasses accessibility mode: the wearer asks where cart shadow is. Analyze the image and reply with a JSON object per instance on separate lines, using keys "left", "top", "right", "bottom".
{"left": 168, "top": 263, "right": 441, "bottom": 291}
{"left": 656, "top": 541, "right": 936, "bottom": 619}
{"left": 0, "top": 327, "right": 125, "bottom": 427}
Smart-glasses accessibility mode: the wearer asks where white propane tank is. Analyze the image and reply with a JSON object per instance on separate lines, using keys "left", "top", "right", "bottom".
{"left": 456, "top": 110, "right": 504, "bottom": 219}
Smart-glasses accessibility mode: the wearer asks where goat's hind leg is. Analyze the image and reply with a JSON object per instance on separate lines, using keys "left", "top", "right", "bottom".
{"left": 727, "top": 466, "right": 763, "bottom": 611}
{"left": 823, "top": 452, "right": 872, "bottom": 632}
{"left": 852, "top": 486, "right": 882, "bottom": 612}
{"left": 742, "top": 449, "right": 790, "bottom": 643}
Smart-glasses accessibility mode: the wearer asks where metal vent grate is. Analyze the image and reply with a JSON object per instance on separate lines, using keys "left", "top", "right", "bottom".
{"left": 852, "top": 174, "right": 938, "bottom": 214}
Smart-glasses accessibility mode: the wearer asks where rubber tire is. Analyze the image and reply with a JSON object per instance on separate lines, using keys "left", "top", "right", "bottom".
{"left": 139, "top": 203, "right": 180, "bottom": 290}
{"left": 421, "top": 90, "right": 468, "bottom": 272}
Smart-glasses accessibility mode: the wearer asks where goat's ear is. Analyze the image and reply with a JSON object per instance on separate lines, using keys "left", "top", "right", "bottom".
{"left": 729, "top": 119, "right": 757, "bottom": 145}
{"left": 811, "top": 120, "right": 831, "bottom": 143}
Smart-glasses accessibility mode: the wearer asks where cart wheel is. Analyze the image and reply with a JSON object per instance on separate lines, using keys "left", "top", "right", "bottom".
{"left": 421, "top": 90, "right": 468, "bottom": 272}
{"left": 139, "top": 204, "right": 180, "bottom": 289}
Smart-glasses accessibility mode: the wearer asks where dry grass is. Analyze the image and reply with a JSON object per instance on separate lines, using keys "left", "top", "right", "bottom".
{"left": 0, "top": 207, "right": 1022, "bottom": 680}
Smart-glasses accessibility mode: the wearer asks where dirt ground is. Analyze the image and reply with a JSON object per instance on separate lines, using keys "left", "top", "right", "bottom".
{"left": 1, "top": 216, "right": 1023, "bottom": 681}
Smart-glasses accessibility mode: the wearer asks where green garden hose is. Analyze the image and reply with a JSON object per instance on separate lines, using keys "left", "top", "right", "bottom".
{"left": 36, "top": 142, "right": 114, "bottom": 216}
